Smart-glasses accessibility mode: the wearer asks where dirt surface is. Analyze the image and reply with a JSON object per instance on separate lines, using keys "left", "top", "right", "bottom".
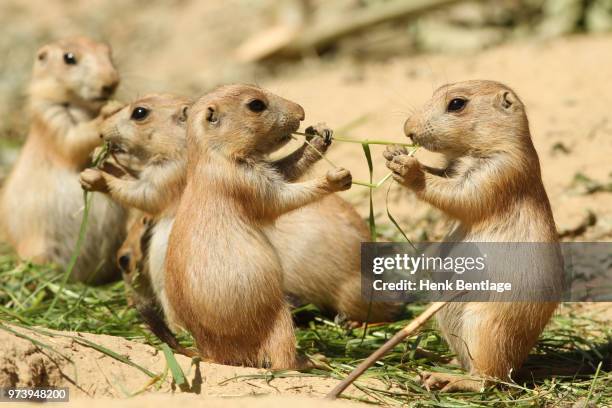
{"left": 0, "top": 323, "right": 372, "bottom": 404}
{"left": 20, "top": 395, "right": 365, "bottom": 408}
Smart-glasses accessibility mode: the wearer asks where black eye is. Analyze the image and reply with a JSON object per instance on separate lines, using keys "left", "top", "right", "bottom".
{"left": 130, "top": 107, "right": 150, "bottom": 121}
{"left": 247, "top": 99, "right": 267, "bottom": 113}
{"left": 447, "top": 98, "right": 467, "bottom": 112}
{"left": 63, "top": 52, "right": 77, "bottom": 65}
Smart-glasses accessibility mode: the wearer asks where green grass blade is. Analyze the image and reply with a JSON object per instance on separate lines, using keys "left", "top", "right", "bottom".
{"left": 385, "top": 183, "right": 416, "bottom": 251}
{"left": 44, "top": 192, "right": 92, "bottom": 318}
{"left": 585, "top": 361, "right": 603, "bottom": 404}
{"left": 71, "top": 335, "right": 156, "bottom": 378}
{"left": 0, "top": 322, "right": 73, "bottom": 362}
{"left": 45, "top": 143, "right": 110, "bottom": 318}
{"left": 161, "top": 343, "right": 189, "bottom": 391}
{"left": 361, "top": 143, "right": 376, "bottom": 242}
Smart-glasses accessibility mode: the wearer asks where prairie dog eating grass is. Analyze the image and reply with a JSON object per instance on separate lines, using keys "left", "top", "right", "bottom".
{"left": 81, "top": 93, "right": 192, "bottom": 337}
{"left": 0, "top": 37, "right": 126, "bottom": 284}
{"left": 81, "top": 93, "right": 398, "bottom": 334}
{"left": 385, "top": 80, "right": 562, "bottom": 391}
{"left": 165, "top": 84, "right": 352, "bottom": 367}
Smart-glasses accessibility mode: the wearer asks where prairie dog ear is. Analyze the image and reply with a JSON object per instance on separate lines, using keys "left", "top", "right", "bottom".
{"left": 36, "top": 46, "right": 49, "bottom": 63}
{"left": 177, "top": 104, "right": 190, "bottom": 123}
{"left": 205, "top": 104, "right": 219, "bottom": 124}
{"left": 495, "top": 89, "right": 519, "bottom": 112}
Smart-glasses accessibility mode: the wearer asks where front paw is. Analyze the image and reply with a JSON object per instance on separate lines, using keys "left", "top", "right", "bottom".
{"left": 100, "top": 160, "right": 128, "bottom": 178}
{"left": 80, "top": 168, "right": 108, "bottom": 193}
{"left": 385, "top": 154, "right": 423, "bottom": 187}
{"left": 326, "top": 167, "right": 352, "bottom": 192}
{"left": 306, "top": 135, "right": 330, "bottom": 155}
{"left": 383, "top": 144, "right": 408, "bottom": 161}
{"left": 305, "top": 122, "right": 333, "bottom": 154}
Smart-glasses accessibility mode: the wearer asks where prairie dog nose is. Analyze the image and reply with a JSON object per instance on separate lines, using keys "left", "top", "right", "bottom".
{"left": 101, "top": 80, "right": 118, "bottom": 98}
{"left": 404, "top": 118, "right": 416, "bottom": 142}
{"left": 295, "top": 104, "right": 305, "bottom": 121}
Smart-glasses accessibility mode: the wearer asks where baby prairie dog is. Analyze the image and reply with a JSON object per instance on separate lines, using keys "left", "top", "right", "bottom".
{"left": 81, "top": 93, "right": 397, "bottom": 328}
{"left": 0, "top": 37, "right": 126, "bottom": 284}
{"left": 81, "top": 94, "right": 192, "bottom": 216}
{"left": 81, "top": 93, "right": 192, "bottom": 330}
{"left": 385, "top": 80, "right": 562, "bottom": 391}
{"left": 165, "top": 85, "right": 352, "bottom": 368}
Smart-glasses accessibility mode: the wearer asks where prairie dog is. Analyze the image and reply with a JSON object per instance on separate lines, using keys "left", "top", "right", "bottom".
{"left": 385, "top": 80, "right": 562, "bottom": 391}
{"left": 165, "top": 84, "right": 352, "bottom": 368}
{"left": 81, "top": 93, "right": 192, "bottom": 331}
{"left": 0, "top": 37, "right": 126, "bottom": 284}
{"left": 82, "top": 93, "right": 398, "bottom": 327}
{"left": 116, "top": 211, "right": 198, "bottom": 358}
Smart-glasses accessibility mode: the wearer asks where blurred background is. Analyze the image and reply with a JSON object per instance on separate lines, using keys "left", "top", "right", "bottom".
{"left": 1, "top": 0, "right": 611, "bottom": 242}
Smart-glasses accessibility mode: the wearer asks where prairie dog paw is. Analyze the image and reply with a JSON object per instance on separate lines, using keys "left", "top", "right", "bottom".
{"left": 383, "top": 144, "right": 408, "bottom": 161}
{"left": 386, "top": 154, "right": 422, "bottom": 187}
{"left": 326, "top": 167, "right": 352, "bottom": 192}
{"left": 305, "top": 123, "right": 333, "bottom": 147}
{"left": 419, "top": 371, "right": 484, "bottom": 392}
{"left": 100, "top": 160, "right": 128, "bottom": 178}
{"left": 305, "top": 135, "right": 330, "bottom": 155}
{"left": 80, "top": 168, "right": 108, "bottom": 193}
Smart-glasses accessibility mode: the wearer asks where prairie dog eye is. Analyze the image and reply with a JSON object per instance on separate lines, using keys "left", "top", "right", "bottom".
{"left": 130, "top": 107, "right": 150, "bottom": 121}
{"left": 447, "top": 98, "right": 467, "bottom": 112}
{"left": 63, "top": 52, "right": 77, "bottom": 65}
{"left": 247, "top": 99, "right": 267, "bottom": 113}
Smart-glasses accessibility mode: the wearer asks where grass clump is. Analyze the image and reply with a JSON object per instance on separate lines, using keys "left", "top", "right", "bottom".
{"left": 0, "top": 248, "right": 149, "bottom": 340}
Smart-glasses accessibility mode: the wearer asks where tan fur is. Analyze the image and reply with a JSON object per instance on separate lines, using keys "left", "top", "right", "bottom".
{"left": 117, "top": 210, "right": 198, "bottom": 358}
{"left": 0, "top": 37, "right": 126, "bottom": 284}
{"left": 165, "top": 84, "right": 352, "bottom": 368}
{"left": 117, "top": 211, "right": 154, "bottom": 300}
{"left": 82, "top": 93, "right": 398, "bottom": 327}
{"left": 80, "top": 93, "right": 191, "bottom": 331}
{"left": 385, "top": 80, "right": 562, "bottom": 390}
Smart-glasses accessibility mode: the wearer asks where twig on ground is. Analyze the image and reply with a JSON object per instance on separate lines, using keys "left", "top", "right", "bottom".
{"left": 326, "top": 301, "right": 448, "bottom": 400}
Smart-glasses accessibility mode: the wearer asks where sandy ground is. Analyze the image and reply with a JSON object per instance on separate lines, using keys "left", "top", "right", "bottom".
{"left": 22, "top": 395, "right": 365, "bottom": 408}
{"left": 19, "top": 395, "right": 364, "bottom": 408}
{"left": 0, "top": 1, "right": 611, "bottom": 405}
{"left": 0, "top": 323, "right": 374, "bottom": 405}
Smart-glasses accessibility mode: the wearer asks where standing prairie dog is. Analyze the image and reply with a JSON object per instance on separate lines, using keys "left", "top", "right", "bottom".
{"left": 81, "top": 93, "right": 398, "bottom": 328}
{"left": 385, "top": 80, "right": 562, "bottom": 391}
{"left": 81, "top": 93, "right": 192, "bottom": 334}
{"left": 0, "top": 37, "right": 126, "bottom": 284}
{"left": 165, "top": 84, "right": 352, "bottom": 368}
